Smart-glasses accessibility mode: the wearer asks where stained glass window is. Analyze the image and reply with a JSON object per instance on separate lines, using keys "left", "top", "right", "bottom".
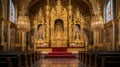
{"left": 9, "top": 0, "right": 16, "bottom": 23}
{"left": 105, "top": 0, "right": 113, "bottom": 23}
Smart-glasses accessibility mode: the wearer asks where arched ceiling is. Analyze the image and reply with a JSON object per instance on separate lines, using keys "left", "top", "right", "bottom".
{"left": 13, "top": 0, "right": 106, "bottom": 14}
{"left": 12, "top": 0, "right": 106, "bottom": 18}
{"left": 29, "top": 0, "right": 92, "bottom": 16}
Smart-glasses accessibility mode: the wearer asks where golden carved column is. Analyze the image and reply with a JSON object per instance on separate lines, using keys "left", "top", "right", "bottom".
{"left": 45, "top": 2, "right": 50, "bottom": 41}
{"left": 69, "top": 25, "right": 72, "bottom": 40}
{"left": 81, "top": 16, "right": 84, "bottom": 39}
{"left": 51, "top": 25, "right": 54, "bottom": 38}
{"left": 46, "top": 23, "right": 49, "bottom": 40}
{"left": 65, "top": 25, "right": 67, "bottom": 40}
{"left": 34, "top": 24, "right": 37, "bottom": 51}
{"left": 42, "top": 25, "right": 45, "bottom": 40}
{"left": 68, "top": 0, "right": 72, "bottom": 41}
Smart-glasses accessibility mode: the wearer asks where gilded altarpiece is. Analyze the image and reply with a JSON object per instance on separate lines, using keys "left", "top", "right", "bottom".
{"left": 33, "top": 0, "right": 87, "bottom": 48}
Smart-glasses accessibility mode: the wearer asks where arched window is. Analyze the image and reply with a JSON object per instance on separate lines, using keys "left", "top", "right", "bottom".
{"left": 105, "top": 0, "right": 115, "bottom": 23}
{"left": 9, "top": 0, "right": 16, "bottom": 23}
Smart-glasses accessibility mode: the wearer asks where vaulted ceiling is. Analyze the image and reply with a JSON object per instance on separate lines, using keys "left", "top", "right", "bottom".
{"left": 12, "top": 0, "right": 106, "bottom": 18}
{"left": 29, "top": 0, "right": 91, "bottom": 16}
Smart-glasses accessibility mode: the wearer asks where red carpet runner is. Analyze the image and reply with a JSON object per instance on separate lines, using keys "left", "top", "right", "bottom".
{"left": 44, "top": 47, "right": 76, "bottom": 59}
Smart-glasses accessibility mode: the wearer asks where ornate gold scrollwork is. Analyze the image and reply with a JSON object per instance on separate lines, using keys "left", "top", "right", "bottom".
{"left": 34, "top": 0, "right": 86, "bottom": 48}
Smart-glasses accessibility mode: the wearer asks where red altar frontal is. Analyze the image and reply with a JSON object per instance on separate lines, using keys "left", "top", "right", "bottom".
{"left": 52, "top": 47, "right": 67, "bottom": 52}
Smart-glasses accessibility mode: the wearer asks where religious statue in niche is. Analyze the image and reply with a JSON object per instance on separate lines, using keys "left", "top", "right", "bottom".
{"left": 38, "top": 24, "right": 44, "bottom": 40}
{"left": 52, "top": 0, "right": 66, "bottom": 16}
{"left": 54, "top": 19, "right": 64, "bottom": 39}
{"left": 73, "top": 24, "right": 80, "bottom": 40}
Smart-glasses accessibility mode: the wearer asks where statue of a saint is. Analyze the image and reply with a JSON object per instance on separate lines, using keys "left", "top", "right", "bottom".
{"left": 55, "top": 0, "right": 62, "bottom": 15}
{"left": 76, "top": 33, "right": 80, "bottom": 40}
{"left": 55, "top": 25, "right": 63, "bottom": 39}
{"left": 76, "top": 8, "right": 80, "bottom": 19}
{"left": 73, "top": 25, "right": 80, "bottom": 39}
{"left": 38, "top": 25, "right": 44, "bottom": 40}
{"left": 52, "top": 0, "right": 66, "bottom": 16}
{"left": 51, "top": 0, "right": 67, "bottom": 17}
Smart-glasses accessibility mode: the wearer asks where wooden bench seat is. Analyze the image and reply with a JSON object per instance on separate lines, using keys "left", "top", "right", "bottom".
{"left": 78, "top": 51, "right": 120, "bottom": 67}
{"left": 0, "top": 51, "right": 42, "bottom": 67}
{"left": 0, "top": 57, "right": 12, "bottom": 67}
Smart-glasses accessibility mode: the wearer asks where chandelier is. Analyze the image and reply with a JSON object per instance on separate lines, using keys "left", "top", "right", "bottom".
{"left": 91, "top": 15, "right": 104, "bottom": 31}
{"left": 17, "top": 15, "right": 30, "bottom": 32}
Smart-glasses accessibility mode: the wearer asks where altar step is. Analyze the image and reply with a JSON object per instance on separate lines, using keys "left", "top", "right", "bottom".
{"left": 48, "top": 52, "right": 72, "bottom": 55}
{"left": 44, "top": 52, "right": 76, "bottom": 59}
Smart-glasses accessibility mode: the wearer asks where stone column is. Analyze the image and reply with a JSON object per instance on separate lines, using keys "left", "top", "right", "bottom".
{"left": 18, "top": 31, "right": 20, "bottom": 44}
{"left": 118, "top": 18, "right": 120, "bottom": 50}
{"left": 8, "top": 22, "right": 11, "bottom": 51}
{"left": 99, "top": 31, "right": 101, "bottom": 45}
{"left": 34, "top": 25, "right": 37, "bottom": 51}
{"left": 0, "top": 18, "right": 4, "bottom": 51}
{"left": 117, "top": 8, "right": 120, "bottom": 50}
{"left": 112, "top": 20, "right": 115, "bottom": 51}
{"left": 93, "top": 30, "right": 102, "bottom": 51}
{"left": 96, "top": 31, "right": 99, "bottom": 46}
{"left": 93, "top": 31, "right": 96, "bottom": 46}
{"left": 1, "top": 19, "right": 4, "bottom": 47}
{"left": 22, "top": 32, "right": 25, "bottom": 51}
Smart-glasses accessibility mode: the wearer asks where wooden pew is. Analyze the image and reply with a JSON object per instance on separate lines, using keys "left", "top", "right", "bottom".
{"left": 78, "top": 51, "right": 120, "bottom": 67}
{"left": 0, "top": 57, "right": 12, "bottom": 67}
{"left": 95, "top": 52, "right": 120, "bottom": 67}
{"left": 100, "top": 56, "right": 120, "bottom": 67}
{"left": 0, "top": 52, "right": 22, "bottom": 67}
{"left": 0, "top": 51, "right": 42, "bottom": 67}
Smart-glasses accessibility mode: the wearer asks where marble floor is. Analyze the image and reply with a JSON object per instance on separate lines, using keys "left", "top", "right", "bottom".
{"left": 33, "top": 59, "right": 86, "bottom": 67}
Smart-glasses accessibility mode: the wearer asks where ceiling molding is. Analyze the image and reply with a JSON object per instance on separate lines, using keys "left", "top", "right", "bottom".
{"left": 28, "top": 0, "right": 39, "bottom": 11}
{"left": 82, "top": 0, "right": 92, "bottom": 9}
